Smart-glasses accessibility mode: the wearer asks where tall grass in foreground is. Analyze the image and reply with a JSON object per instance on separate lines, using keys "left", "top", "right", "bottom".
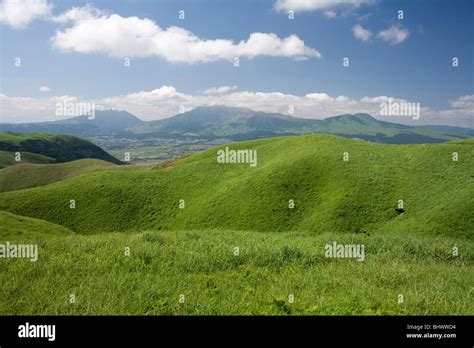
{"left": 0, "top": 229, "right": 472, "bottom": 315}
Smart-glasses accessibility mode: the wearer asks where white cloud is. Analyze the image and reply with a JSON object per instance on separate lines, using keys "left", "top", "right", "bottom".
{"left": 323, "top": 10, "right": 337, "bottom": 18}
{"left": 50, "top": 4, "right": 107, "bottom": 24}
{"left": 305, "top": 92, "right": 333, "bottom": 102}
{"left": 378, "top": 24, "right": 409, "bottom": 45}
{"left": 49, "top": 7, "right": 320, "bottom": 63}
{"left": 274, "top": 0, "right": 375, "bottom": 13}
{"left": 0, "top": 0, "right": 52, "bottom": 29}
{"left": 39, "top": 86, "right": 51, "bottom": 92}
{"left": 352, "top": 24, "right": 372, "bottom": 42}
{"left": 450, "top": 95, "right": 474, "bottom": 109}
{"left": 201, "top": 86, "right": 238, "bottom": 95}
{"left": 0, "top": 94, "right": 83, "bottom": 123}
{"left": 1, "top": 3, "right": 320, "bottom": 62}
{"left": 1, "top": 88, "right": 472, "bottom": 128}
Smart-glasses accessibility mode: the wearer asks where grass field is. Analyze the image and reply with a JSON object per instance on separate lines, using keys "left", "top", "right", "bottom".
{"left": 0, "top": 134, "right": 472, "bottom": 315}
{"left": 0, "top": 159, "right": 116, "bottom": 192}
{"left": 0, "top": 217, "right": 472, "bottom": 315}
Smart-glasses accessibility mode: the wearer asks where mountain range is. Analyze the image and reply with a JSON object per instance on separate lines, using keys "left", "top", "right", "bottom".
{"left": 1, "top": 106, "right": 473, "bottom": 144}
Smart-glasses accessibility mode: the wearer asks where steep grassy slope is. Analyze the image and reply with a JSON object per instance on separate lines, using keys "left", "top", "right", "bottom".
{"left": 0, "top": 132, "right": 121, "bottom": 164}
{"left": 0, "top": 159, "right": 117, "bottom": 192}
{"left": 0, "top": 135, "right": 472, "bottom": 238}
{"left": 0, "top": 150, "right": 55, "bottom": 169}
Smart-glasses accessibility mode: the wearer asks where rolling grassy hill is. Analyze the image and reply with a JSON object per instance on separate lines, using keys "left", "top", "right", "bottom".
{"left": 0, "top": 159, "right": 117, "bottom": 192}
{"left": 0, "top": 210, "right": 73, "bottom": 240}
{"left": 0, "top": 158, "right": 156, "bottom": 193}
{"left": 0, "top": 134, "right": 472, "bottom": 237}
{"left": 0, "top": 150, "right": 55, "bottom": 169}
{"left": 0, "top": 134, "right": 472, "bottom": 315}
{"left": 0, "top": 131, "right": 122, "bottom": 165}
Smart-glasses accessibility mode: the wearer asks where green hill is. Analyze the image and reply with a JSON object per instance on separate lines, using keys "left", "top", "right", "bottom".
{"left": 0, "top": 134, "right": 472, "bottom": 316}
{"left": 0, "top": 210, "right": 73, "bottom": 240}
{"left": 0, "top": 150, "right": 55, "bottom": 169}
{"left": 0, "top": 158, "right": 117, "bottom": 192}
{"left": 0, "top": 134, "right": 472, "bottom": 238}
{"left": 0, "top": 132, "right": 122, "bottom": 165}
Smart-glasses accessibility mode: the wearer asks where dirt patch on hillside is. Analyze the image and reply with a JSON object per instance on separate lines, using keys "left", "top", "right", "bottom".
{"left": 162, "top": 160, "right": 177, "bottom": 170}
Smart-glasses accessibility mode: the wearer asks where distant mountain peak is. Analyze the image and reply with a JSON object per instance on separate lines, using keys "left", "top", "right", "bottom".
{"left": 60, "top": 109, "right": 144, "bottom": 132}
{"left": 193, "top": 105, "right": 253, "bottom": 112}
{"left": 329, "top": 113, "right": 375, "bottom": 120}
{"left": 353, "top": 113, "right": 376, "bottom": 119}
{"left": 87, "top": 109, "right": 143, "bottom": 121}
{"left": 189, "top": 105, "right": 256, "bottom": 117}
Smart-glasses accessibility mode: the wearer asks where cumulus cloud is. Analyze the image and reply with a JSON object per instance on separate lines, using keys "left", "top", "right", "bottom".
{"left": 274, "top": 0, "right": 375, "bottom": 13}
{"left": 0, "top": 2, "right": 321, "bottom": 62}
{"left": 39, "top": 86, "right": 50, "bottom": 92}
{"left": 0, "top": 0, "right": 52, "bottom": 29}
{"left": 1, "top": 3, "right": 320, "bottom": 63}
{"left": 201, "top": 86, "right": 238, "bottom": 95}
{"left": 352, "top": 24, "right": 372, "bottom": 42}
{"left": 49, "top": 7, "right": 320, "bottom": 63}
{"left": 1, "top": 88, "right": 472, "bottom": 127}
{"left": 378, "top": 24, "right": 409, "bottom": 45}
{"left": 50, "top": 4, "right": 108, "bottom": 23}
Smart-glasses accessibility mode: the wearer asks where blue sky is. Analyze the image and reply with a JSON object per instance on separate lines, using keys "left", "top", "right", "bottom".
{"left": 0, "top": 0, "right": 473, "bottom": 126}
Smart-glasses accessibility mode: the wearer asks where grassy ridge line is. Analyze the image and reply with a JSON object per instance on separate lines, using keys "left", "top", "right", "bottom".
{"left": 0, "top": 159, "right": 116, "bottom": 192}
{"left": 448, "top": 138, "right": 474, "bottom": 145}
{"left": 0, "top": 134, "right": 472, "bottom": 237}
{"left": 0, "top": 131, "right": 122, "bottom": 165}
{"left": 0, "top": 150, "right": 55, "bottom": 169}
{"left": 0, "top": 159, "right": 160, "bottom": 193}
{"left": 0, "top": 228, "right": 471, "bottom": 315}
{"left": 0, "top": 210, "right": 73, "bottom": 239}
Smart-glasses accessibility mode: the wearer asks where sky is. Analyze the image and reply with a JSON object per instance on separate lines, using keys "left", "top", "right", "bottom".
{"left": 0, "top": 0, "right": 473, "bottom": 127}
